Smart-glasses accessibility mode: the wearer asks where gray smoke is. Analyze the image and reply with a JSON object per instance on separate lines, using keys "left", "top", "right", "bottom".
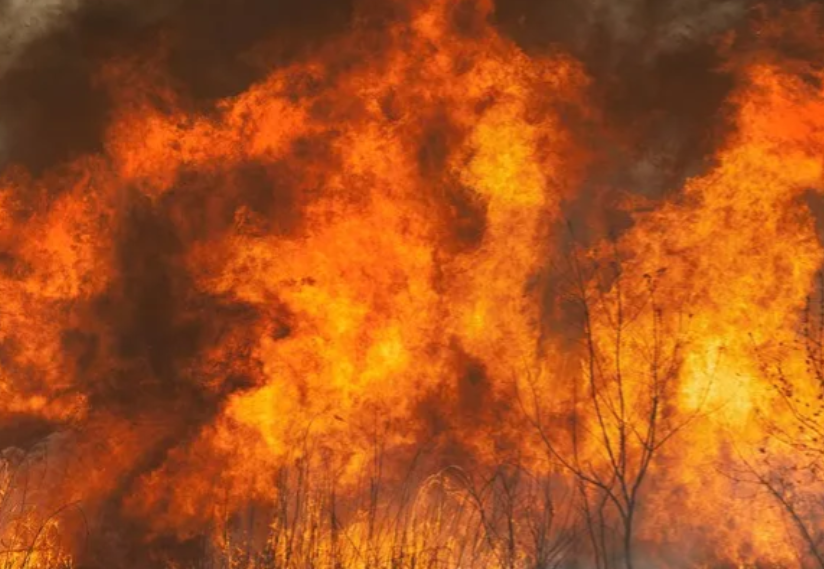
{"left": 589, "top": 0, "right": 746, "bottom": 59}
{"left": 0, "top": 0, "right": 84, "bottom": 164}
{"left": 496, "top": 0, "right": 748, "bottom": 61}
{"left": 0, "top": 0, "right": 84, "bottom": 76}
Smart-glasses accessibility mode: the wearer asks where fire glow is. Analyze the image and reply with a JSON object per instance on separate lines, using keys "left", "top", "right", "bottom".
{"left": 2, "top": 0, "right": 824, "bottom": 567}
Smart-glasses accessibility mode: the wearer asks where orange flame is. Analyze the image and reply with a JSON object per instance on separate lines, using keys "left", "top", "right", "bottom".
{"left": 3, "top": 1, "right": 824, "bottom": 567}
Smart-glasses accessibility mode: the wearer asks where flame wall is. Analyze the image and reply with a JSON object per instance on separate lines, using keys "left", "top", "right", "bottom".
{"left": 2, "top": 0, "right": 824, "bottom": 567}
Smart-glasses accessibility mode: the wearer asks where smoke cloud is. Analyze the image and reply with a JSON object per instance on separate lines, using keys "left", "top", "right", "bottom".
{"left": 0, "top": 0, "right": 83, "bottom": 75}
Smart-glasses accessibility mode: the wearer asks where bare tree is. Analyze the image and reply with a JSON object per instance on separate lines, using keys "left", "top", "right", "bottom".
{"left": 519, "top": 244, "right": 702, "bottom": 569}
{"left": 0, "top": 442, "right": 84, "bottom": 569}
{"left": 735, "top": 273, "right": 824, "bottom": 568}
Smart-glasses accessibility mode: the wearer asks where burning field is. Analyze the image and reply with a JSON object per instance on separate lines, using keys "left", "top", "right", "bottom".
{"left": 3, "top": 0, "right": 824, "bottom": 567}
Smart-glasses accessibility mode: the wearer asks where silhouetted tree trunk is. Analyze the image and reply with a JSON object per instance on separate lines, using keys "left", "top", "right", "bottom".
{"left": 519, "top": 243, "right": 703, "bottom": 569}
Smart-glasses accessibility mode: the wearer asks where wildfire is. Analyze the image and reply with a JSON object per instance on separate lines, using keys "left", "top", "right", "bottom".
{"left": 2, "top": 0, "right": 824, "bottom": 567}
